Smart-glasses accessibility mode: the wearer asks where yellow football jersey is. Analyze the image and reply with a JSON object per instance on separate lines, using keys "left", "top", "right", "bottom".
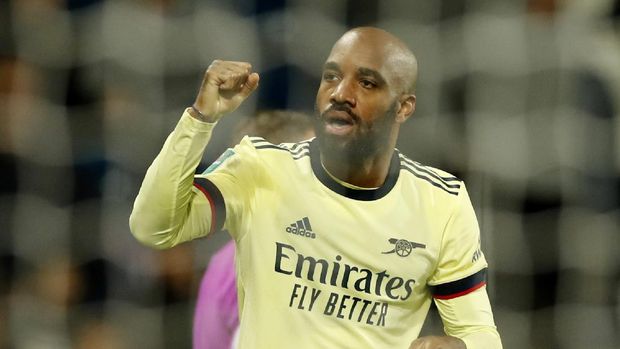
{"left": 194, "top": 135, "right": 488, "bottom": 348}
{"left": 130, "top": 110, "right": 500, "bottom": 348}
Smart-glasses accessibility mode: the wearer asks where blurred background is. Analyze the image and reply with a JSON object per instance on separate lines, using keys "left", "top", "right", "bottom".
{"left": 1, "top": 0, "right": 619, "bottom": 348}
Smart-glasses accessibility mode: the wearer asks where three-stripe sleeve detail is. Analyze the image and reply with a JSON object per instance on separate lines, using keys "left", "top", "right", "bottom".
{"left": 250, "top": 137, "right": 311, "bottom": 160}
{"left": 399, "top": 155, "right": 461, "bottom": 196}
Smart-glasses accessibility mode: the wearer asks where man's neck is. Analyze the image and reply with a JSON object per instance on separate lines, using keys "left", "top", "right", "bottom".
{"left": 320, "top": 149, "right": 394, "bottom": 188}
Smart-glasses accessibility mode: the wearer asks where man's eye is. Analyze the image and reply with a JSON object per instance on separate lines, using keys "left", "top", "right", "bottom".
{"left": 323, "top": 73, "right": 338, "bottom": 81}
{"left": 360, "top": 79, "right": 376, "bottom": 89}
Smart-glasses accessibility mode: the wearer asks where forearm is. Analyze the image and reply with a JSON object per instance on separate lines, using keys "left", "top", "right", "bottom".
{"left": 129, "top": 109, "right": 217, "bottom": 249}
{"left": 434, "top": 286, "right": 503, "bottom": 349}
{"left": 440, "top": 313, "right": 501, "bottom": 349}
{"left": 459, "top": 328, "right": 502, "bottom": 349}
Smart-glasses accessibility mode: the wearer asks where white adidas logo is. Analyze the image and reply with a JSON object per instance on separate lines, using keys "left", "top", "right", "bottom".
{"left": 285, "top": 217, "right": 316, "bottom": 239}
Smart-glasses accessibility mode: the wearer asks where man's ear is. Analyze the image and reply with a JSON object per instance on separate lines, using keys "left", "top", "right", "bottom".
{"left": 396, "top": 94, "right": 416, "bottom": 123}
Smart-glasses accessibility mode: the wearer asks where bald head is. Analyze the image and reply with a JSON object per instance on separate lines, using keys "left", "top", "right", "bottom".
{"left": 315, "top": 26, "right": 418, "bottom": 173}
{"left": 333, "top": 27, "right": 418, "bottom": 94}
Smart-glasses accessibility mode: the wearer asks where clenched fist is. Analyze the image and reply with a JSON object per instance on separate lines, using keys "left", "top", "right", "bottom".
{"left": 191, "top": 60, "right": 260, "bottom": 123}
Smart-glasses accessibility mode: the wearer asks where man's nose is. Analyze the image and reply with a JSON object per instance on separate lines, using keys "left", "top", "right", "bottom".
{"left": 329, "top": 79, "right": 356, "bottom": 107}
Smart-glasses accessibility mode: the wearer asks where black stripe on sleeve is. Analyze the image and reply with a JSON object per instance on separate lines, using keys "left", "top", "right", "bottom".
{"left": 288, "top": 144, "right": 310, "bottom": 156}
{"left": 408, "top": 162, "right": 461, "bottom": 187}
{"left": 292, "top": 150, "right": 310, "bottom": 160}
{"left": 193, "top": 177, "right": 227, "bottom": 232}
{"left": 400, "top": 156, "right": 461, "bottom": 183}
{"left": 253, "top": 141, "right": 310, "bottom": 160}
{"left": 430, "top": 268, "right": 487, "bottom": 300}
{"left": 254, "top": 144, "right": 290, "bottom": 151}
{"left": 400, "top": 165, "right": 460, "bottom": 196}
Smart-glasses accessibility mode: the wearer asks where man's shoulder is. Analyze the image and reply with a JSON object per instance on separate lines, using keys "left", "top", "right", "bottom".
{"left": 396, "top": 151, "right": 463, "bottom": 197}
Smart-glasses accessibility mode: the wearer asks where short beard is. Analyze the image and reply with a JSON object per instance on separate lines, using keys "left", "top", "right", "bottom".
{"left": 314, "top": 100, "right": 399, "bottom": 168}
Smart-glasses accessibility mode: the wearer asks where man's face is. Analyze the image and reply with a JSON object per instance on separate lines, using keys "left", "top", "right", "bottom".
{"left": 314, "top": 33, "right": 403, "bottom": 159}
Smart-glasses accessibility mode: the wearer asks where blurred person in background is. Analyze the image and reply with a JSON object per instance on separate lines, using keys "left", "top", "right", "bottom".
{"left": 130, "top": 27, "right": 502, "bottom": 348}
{"left": 193, "top": 110, "right": 314, "bottom": 349}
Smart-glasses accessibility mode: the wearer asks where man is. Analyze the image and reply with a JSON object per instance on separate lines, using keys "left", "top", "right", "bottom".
{"left": 193, "top": 110, "right": 314, "bottom": 349}
{"left": 130, "top": 27, "right": 502, "bottom": 348}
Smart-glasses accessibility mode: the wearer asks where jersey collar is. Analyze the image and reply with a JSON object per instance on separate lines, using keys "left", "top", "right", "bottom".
{"left": 309, "top": 139, "right": 400, "bottom": 201}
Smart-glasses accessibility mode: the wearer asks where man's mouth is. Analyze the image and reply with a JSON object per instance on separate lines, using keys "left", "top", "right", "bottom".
{"left": 321, "top": 107, "right": 357, "bottom": 136}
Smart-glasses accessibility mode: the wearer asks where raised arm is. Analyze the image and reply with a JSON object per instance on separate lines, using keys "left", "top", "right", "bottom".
{"left": 129, "top": 61, "right": 259, "bottom": 249}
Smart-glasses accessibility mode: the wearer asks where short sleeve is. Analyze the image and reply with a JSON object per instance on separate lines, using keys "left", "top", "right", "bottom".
{"left": 428, "top": 183, "right": 488, "bottom": 299}
{"left": 193, "top": 136, "right": 265, "bottom": 240}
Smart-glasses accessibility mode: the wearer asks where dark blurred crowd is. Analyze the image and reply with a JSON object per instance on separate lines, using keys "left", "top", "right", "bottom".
{"left": 1, "top": 1, "right": 619, "bottom": 348}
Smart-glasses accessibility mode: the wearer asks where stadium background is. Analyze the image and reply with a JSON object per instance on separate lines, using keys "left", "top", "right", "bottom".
{"left": 1, "top": 0, "right": 619, "bottom": 348}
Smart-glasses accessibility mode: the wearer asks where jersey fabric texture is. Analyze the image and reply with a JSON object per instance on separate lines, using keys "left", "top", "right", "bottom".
{"left": 196, "top": 137, "right": 488, "bottom": 348}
